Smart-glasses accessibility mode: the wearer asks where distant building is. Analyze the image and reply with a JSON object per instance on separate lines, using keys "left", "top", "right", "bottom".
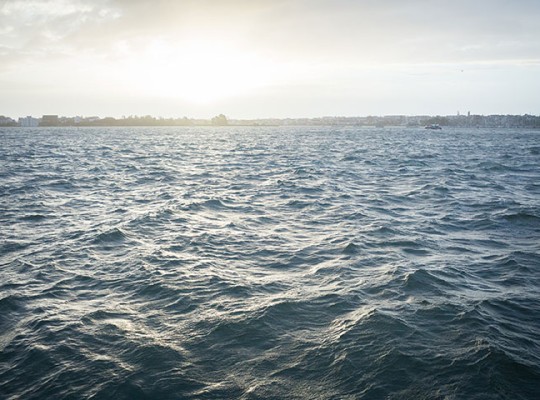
{"left": 40, "top": 115, "right": 59, "bottom": 126}
{"left": 19, "top": 116, "right": 39, "bottom": 127}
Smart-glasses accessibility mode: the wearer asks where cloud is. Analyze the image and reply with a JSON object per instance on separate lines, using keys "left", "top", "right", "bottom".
{"left": 0, "top": 0, "right": 120, "bottom": 68}
{"left": 1, "top": 0, "right": 539, "bottom": 117}
{"left": 2, "top": 0, "right": 539, "bottom": 67}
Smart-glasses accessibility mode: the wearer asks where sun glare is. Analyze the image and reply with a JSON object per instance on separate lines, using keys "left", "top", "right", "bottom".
{"left": 126, "top": 40, "right": 281, "bottom": 103}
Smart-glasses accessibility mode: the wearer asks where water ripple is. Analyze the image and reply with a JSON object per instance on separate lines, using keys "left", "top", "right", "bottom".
{"left": 1, "top": 126, "right": 539, "bottom": 399}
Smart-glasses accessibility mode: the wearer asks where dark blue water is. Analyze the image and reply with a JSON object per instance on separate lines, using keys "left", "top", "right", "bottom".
{"left": 1, "top": 126, "right": 539, "bottom": 399}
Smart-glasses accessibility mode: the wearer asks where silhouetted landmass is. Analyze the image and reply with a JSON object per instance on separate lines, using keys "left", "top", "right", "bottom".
{"left": 2, "top": 113, "right": 540, "bottom": 128}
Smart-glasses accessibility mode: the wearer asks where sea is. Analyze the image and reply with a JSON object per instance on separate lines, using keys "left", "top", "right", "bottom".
{"left": 1, "top": 126, "right": 539, "bottom": 399}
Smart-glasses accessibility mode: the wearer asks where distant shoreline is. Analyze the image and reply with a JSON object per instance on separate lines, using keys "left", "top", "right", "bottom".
{"left": 2, "top": 114, "right": 540, "bottom": 129}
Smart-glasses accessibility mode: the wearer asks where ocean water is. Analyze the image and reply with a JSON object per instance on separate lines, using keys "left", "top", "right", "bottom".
{"left": 1, "top": 126, "right": 539, "bottom": 399}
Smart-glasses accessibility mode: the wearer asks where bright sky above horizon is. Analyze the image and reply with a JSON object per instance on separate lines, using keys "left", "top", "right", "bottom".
{"left": 1, "top": 0, "right": 539, "bottom": 119}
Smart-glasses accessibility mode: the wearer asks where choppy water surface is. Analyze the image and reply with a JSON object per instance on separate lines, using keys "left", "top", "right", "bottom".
{"left": 1, "top": 126, "right": 539, "bottom": 399}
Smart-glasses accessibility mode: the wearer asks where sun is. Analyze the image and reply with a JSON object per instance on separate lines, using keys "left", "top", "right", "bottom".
{"left": 126, "top": 39, "right": 280, "bottom": 103}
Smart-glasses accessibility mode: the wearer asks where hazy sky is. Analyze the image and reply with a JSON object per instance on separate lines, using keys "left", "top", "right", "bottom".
{"left": 1, "top": 0, "right": 539, "bottom": 118}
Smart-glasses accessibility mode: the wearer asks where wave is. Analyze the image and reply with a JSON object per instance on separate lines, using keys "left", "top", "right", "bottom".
{"left": 501, "top": 211, "right": 540, "bottom": 226}
{"left": 1, "top": 126, "right": 540, "bottom": 399}
{"left": 92, "top": 227, "right": 129, "bottom": 244}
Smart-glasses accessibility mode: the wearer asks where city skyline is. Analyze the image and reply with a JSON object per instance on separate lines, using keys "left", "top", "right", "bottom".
{"left": 3, "top": 112, "right": 540, "bottom": 130}
{"left": 1, "top": 0, "right": 540, "bottom": 118}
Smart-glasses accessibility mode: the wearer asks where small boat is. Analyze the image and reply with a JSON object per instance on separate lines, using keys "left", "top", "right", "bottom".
{"left": 425, "top": 124, "right": 442, "bottom": 130}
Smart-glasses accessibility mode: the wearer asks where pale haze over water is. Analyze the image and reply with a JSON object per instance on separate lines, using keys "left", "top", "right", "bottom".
{"left": 0, "top": 0, "right": 539, "bottom": 118}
